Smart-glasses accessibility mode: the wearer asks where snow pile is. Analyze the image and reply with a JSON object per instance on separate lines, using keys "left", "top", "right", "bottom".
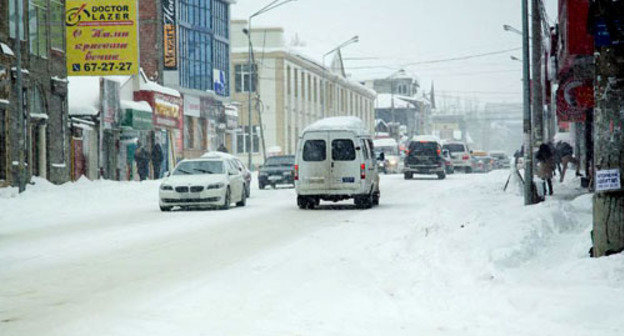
{"left": 303, "top": 116, "right": 366, "bottom": 133}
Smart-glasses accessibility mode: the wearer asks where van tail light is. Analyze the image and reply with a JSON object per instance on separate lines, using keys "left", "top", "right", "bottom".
{"left": 360, "top": 163, "right": 366, "bottom": 179}
{"left": 462, "top": 155, "right": 470, "bottom": 160}
{"left": 294, "top": 165, "right": 299, "bottom": 181}
{"left": 436, "top": 149, "right": 441, "bottom": 155}
{"left": 405, "top": 150, "right": 410, "bottom": 155}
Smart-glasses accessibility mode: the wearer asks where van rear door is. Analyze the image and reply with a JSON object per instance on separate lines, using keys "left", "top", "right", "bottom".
{"left": 299, "top": 132, "right": 330, "bottom": 190}
{"left": 329, "top": 132, "right": 361, "bottom": 191}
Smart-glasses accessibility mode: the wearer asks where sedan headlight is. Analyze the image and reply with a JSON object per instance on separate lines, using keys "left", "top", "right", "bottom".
{"left": 160, "top": 184, "right": 173, "bottom": 191}
{"left": 207, "top": 183, "right": 226, "bottom": 190}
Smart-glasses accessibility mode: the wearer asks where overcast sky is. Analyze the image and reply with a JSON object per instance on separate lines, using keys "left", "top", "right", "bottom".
{"left": 231, "top": 0, "right": 558, "bottom": 106}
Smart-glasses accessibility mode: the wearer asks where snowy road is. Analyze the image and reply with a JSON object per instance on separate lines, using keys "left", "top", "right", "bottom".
{"left": 1, "top": 172, "right": 623, "bottom": 335}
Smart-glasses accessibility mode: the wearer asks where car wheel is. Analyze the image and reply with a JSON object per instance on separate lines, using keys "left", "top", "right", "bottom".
{"left": 373, "top": 190, "right": 380, "bottom": 206}
{"left": 437, "top": 172, "right": 446, "bottom": 180}
{"left": 220, "top": 188, "right": 231, "bottom": 210}
{"left": 236, "top": 188, "right": 247, "bottom": 207}
{"left": 355, "top": 193, "right": 373, "bottom": 209}
{"left": 245, "top": 184, "right": 251, "bottom": 198}
{"left": 297, "top": 195, "right": 312, "bottom": 209}
{"left": 160, "top": 206, "right": 172, "bottom": 212}
{"left": 465, "top": 167, "right": 473, "bottom": 174}
{"left": 259, "top": 183, "right": 265, "bottom": 190}
{"left": 404, "top": 172, "right": 413, "bottom": 180}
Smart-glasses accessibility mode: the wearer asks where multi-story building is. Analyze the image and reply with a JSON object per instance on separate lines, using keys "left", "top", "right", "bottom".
{"left": 363, "top": 70, "right": 431, "bottom": 139}
{"left": 138, "top": 0, "right": 236, "bottom": 160}
{"left": 0, "top": 0, "right": 69, "bottom": 188}
{"left": 230, "top": 20, "right": 376, "bottom": 167}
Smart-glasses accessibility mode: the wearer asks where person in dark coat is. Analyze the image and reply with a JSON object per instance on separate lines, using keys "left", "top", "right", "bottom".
{"left": 134, "top": 143, "right": 150, "bottom": 181}
{"left": 555, "top": 140, "right": 580, "bottom": 182}
{"left": 536, "top": 143, "right": 555, "bottom": 195}
{"left": 217, "top": 143, "right": 228, "bottom": 153}
{"left": 151, "top": 143, "right": 164, "bottom": 179}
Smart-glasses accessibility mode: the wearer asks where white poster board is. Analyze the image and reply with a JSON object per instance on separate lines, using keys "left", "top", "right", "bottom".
{"left": 596, "top": 169, "right": 621, "bottom": 192}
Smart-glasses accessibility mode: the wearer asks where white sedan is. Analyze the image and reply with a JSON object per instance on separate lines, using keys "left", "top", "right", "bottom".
{"left": 159, "top": 158, "right": 247, "bottom": 211}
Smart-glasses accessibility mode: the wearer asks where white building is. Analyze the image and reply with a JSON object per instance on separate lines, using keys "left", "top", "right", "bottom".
{"left": 229, "top": 20, "right": 376, "bottom": 167}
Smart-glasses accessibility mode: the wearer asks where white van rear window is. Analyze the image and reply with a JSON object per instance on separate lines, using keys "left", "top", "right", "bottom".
{"left": 303, "top": 140, "right": 326, "bottom": 161}
{"left": 332, "top": 139, "right": 356, "bottom": 161}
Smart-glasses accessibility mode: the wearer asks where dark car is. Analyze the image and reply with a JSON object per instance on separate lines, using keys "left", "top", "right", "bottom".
{"left": 490, "top": 151, "right": 510, "bottom": 169}
{"left": 258, "top": 155, "right": 296, "bottom": 189}
{"left": 403, "top": 138, "right": 446, "bottom": 180}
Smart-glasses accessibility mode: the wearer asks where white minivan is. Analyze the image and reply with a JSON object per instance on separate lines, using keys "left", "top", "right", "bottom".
{"left": 295, "top": 117, "right": 381, "bottom": 209}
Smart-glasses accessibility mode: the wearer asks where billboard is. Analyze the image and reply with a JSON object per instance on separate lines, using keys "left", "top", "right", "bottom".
{"left": 162, "top": 0, "right": 177, "bottom": 70}
{"left": 66, "top": 1, "right": 139, "bottom": 76}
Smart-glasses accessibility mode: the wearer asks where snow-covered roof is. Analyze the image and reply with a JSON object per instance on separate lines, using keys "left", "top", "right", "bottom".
{"left": 375, "top": 94, "right": 418, "bottom": 109}
{"left": 141, "top": 79, "right": 180, "bottom": 97}
{"left": 373, "top": 138, "right": 398, "bottom": 148}
{"left": 120, "top": 100, "right": 152, "bottom": 113}
{"left": 303, "top": 117, "right": 368, "bottom": 134}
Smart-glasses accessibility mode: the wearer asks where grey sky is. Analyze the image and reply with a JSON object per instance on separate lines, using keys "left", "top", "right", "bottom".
{"left": 232, "top": 0, "right": 557, "bottom": 106}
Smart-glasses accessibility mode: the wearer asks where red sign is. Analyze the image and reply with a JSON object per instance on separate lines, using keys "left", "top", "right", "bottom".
{"left": 556, "top": 77, "right": 594, "bottom": 122}
{"left": 557, "top": 0, "right": 595, "bottom": 76}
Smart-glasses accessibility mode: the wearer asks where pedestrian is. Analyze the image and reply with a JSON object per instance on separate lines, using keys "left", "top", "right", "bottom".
{"left": 555, "top": 140, "right": 580, "bottom": 182}
{"left": 536, "top": 143, "right": 555, "bottom": 195}
{"left": 134, "top": 143, "right": 150, "bottom": 181}
{"left": 151, "top": 143, "right": 164, "bottom": 179}
{"left": 217, "top": 143, "right": 228, "bottom": 153}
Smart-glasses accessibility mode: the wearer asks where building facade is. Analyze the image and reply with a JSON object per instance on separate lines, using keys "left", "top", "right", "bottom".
{"left": 230, "top": 20, "right": 376, "bottom": 167}
{"left": 138, "top": 0, "right": 236, "bottom": 159}
{"left": 0, "top": 0, "right": 70, "bottom": 188}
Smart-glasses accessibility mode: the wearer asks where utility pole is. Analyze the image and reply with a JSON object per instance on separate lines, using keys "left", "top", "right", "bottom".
{"left": 531, "top": 0, "right": 544, "bottom": 146}
{"left": 592, "top": 44, "right": 624, "bottom": 257}
{"left": 522, "top": 0, "right": 534, "bottom": 205}
{"left": 13, "top": 0, "right": 26, "bottom": 193}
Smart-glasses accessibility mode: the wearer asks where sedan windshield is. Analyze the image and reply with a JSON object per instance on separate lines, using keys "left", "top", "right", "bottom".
{"left": 173, "top": 161, "right": 224, "bottom": 175}
{"left": 265, "top": 156, "right": 295, "bottom": 166}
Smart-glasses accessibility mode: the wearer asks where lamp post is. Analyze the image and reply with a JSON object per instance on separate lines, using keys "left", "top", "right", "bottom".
{"left": 504, "top": 8, "right": 534, "bottom": 205}
{"left": 321, "top": 36, "right": 359, "bottom": 116}
{"left": 245, "top": 0, "right": 297, "bottom": 169}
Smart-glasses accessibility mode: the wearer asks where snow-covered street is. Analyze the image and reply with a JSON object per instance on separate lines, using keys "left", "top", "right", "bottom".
{"left": 1, "top": 172, "right": 623, "bottom": 336}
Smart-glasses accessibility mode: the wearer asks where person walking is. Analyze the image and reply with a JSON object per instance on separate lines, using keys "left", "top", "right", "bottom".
{"left": 151, "top": 143, "right": 164, "bottom": 179}
{"left": 555, "top": 140, "right": 580, "bottom": 182}
{"left": 134, "top": 143, "right": 150, "bottom": 181}
{"left": 536, "top": 143, "right": 555, "bottom": 196}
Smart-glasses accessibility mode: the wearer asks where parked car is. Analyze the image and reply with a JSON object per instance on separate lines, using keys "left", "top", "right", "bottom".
{"left": 373, "top": 138, "right": 403, "bottom": 174}
{"left": 404, "top": 136, "right": 446, "bottom": 180}
{"left": 469, "top": 151, "right": 494, "bottom": 173}
{"left": 490, "top": 151, "right": 510, "bottom": 169}
{"left": 159, "top": 157, "right": 247, "bottom": 211}
{"left": 258, "top": 155, "right": 296, "bottom": 189}
{"left": 442, "top": 141, "right": 472, "bottom": 173}
{"left": 295, "top": 117, "right": 380, "bottom": 209}
{"left": 442, "top": 149, "right": 455, "bottom": 174}
{"left": 202, "top": 151, "right": 252, "bottom": 197}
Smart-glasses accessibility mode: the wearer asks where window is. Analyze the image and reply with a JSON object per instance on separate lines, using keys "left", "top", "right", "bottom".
{"left": 234, "top": 64, "right": 257, "bottom": 93}
{"left": 332, "top": 139, "right": 356, "bottom": 161}
{"left": 301, "top": 73, "right": 306, "bottom": 101}
{"left": 9, "top": 0, "right": 25, "bottom": 40}
{"left": 0, "top": 109, "right": 5, "bottom": 181}
{"left": 50, "top": 0, "right": 63, "bottom": 51}
{"left": 178, "top": 1, "right": 213, "bottom": 91}
{"left": 236, "top": 126, "right": 259, "bottom": 153}
{"left": 361, "top": 140, "right": 369, "bottom": 160}
{"left": 213, "top": 40, "right": 229, "bottom": 96}
{"left": 287, "top": 67, "right": 291, "bottom": 96}
{"left": 213, "top": 0, "right": 229, "bottom": 39}
{"left": 294, "top": 70, "right": 298, "bottom": 97}
{"left": 29, "top": 0, "right": 48, "bottom": 57}
{"left": 303, "top": 140, "right": 326, "bottom": 162}
{"left": 314, "top": 78, "right": 317, "bottom": 103}
{"left": 307, "top": 75, "right": 311, "bottom": 101}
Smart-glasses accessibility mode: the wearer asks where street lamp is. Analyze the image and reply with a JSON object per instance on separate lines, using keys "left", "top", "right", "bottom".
{"left": 503, "top": 24, "right": 523, "bottom": 36}
{"left": 321, "top": 35, "right": 359, "bottom": 116}
{"left": 245, "top": 0, "right": 297, "bottom": 169}
{"left": 510, "top": 55, "right": 522, "bottom": 62}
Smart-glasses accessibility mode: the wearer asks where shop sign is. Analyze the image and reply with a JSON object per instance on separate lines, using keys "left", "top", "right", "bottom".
{"left": 184, "top": 95, "right": 200, "bottom": 117}
{"left": 122, "top": 109, "right": 152, "bottom": 131}
{"left": 100, "top": 78, "right": 120, "bottom": 129}
{"left": 596, "top": 169, "right": 621, "bottom": 192}
{"left": 556, "top": 77, "right": 594, "bottom": 122}
{"left": 66, "top": 0, "right": 139, "bottom": 76}
{"left": 162, "top": 0, "right": 177, "bottom": 70}
{"left": 153, "top": 93, "right": 181, "bottom": 128}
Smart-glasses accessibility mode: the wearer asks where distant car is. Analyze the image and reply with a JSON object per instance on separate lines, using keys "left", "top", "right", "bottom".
{"left": 202, "top": 151, "right": 252, "bottom": 197}
{"left": 373, "top": 138, "right": 403, "bottom": 174}
{"left": 490, "top": 151, "right": 510, "bottom": 169}
{"left": 403, "top": 136, "right": 446, "bottom": 180}
{"left": 258, "top": 155, "right": 296, "bottom": 189}
{"left": 159, "top": 157, "right": 247, "bottom": 211}
{"left": 442, "top": 141, "right": 472, "bottom": 173}
{"left": 470, "top": 151, "right": 493, "bottom": 173}
{"left": 442, "top": 149, "right": 455, "bottom": 174}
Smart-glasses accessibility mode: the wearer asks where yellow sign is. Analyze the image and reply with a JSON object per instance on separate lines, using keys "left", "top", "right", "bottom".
{"left": 66, "top": 1, "right": 139, "bottom": 76}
